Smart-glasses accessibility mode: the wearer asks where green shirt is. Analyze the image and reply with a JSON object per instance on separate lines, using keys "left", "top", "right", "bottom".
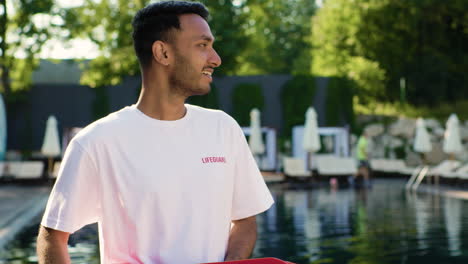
{"left": 357, "top": 136, "right": 368, "bottom": 161}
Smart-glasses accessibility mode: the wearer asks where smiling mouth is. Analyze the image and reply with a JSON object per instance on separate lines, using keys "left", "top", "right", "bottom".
{"left": 202, "top": 71, "right": 212, "bottom": 76}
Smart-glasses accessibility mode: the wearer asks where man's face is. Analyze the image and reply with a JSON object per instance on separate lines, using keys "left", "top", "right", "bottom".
{"left": 168, "top": 14, "right": 222, "bottom": 97}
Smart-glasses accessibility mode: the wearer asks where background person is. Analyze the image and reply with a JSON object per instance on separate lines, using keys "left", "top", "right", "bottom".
{"left": 36, "top": 1, "right": 274, "bottom": 263}
{"left": 355, "top": 131, "right": 371, "bottom": 187}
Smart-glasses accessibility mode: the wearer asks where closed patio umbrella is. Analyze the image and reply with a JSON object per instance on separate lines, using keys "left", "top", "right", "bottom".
{"left": 413, "top": 118, "right": 432, "bottom": 163}
{"left": 41, "top": 115, "right": 61, "bottom": 175}
{"left": 249, "top": 109, "right": 265, "bottom": 167}
{"left": 443, "top": 113, "right": 462, "bottom": 158}
{"left": 303, "top": 107, "right": 321, "bottom": 170}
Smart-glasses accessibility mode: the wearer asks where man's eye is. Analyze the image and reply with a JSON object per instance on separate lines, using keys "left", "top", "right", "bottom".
{"left": 199, "top": 43, "right": 207, "bottom": 47}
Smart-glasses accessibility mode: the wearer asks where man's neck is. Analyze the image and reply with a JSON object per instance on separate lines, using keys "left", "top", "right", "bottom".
{"left": 136, "top": 95, "right": 187, "bottom": 121}
{"left": 136, "top": 72, "right": 187, "bottom": 121}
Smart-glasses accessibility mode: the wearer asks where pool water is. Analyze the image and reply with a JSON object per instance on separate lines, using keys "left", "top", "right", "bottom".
{"left": 2, "top": 179, "right": 468, "bottom": 264}
{"left": 254, "top": 179, "right": 468, "bottom": 264}
{"left": 0, "top": 219, "right": 99, "bottom": 264}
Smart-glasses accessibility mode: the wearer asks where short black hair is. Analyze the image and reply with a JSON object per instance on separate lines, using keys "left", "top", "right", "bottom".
{"left": 132, "top": 1, "right": 209, "bottom": 69}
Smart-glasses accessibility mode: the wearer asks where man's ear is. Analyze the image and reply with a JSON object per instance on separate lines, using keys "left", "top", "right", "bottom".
{"left": 152, "top": 40, "right": 170, "bottom": 66}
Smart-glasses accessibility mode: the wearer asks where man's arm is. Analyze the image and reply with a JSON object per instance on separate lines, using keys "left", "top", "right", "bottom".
{"left": 36, "top": 225, "right": 71, "bottom": 264}
{"left": 225, "top": 215, "right": 257, "bottom": 261}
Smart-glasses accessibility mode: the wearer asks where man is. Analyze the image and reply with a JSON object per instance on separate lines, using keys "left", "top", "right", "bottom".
{"left": 355, "top": 130, "right": 371, "bottom": 187}
{"left": 36, "top": 1, "right": 274, "bottom": 263}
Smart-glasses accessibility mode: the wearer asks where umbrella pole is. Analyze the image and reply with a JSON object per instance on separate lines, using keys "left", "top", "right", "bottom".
{"left": 442, "top": 153, "right": 456, "bottom": 187}
{"left": 421, "top": 153, "right": 430, "bottom": 185}
{"left": 306, "top": 152, "right": 311, "bottom": 171}
{"left": 48, "top": 157, "right": 54, "bottom": 177}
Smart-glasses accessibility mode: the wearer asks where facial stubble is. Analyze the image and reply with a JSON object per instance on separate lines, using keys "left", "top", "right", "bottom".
{"left": 169, "top": 50, "right": 211, "bottom": 97}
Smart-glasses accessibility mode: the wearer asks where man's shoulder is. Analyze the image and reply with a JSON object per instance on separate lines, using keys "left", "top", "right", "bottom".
{"left": 187, "top": 104, "right": 238, "bottom": 127}
{"left": 72, "top": 106, "right": 134, "bottom": 146}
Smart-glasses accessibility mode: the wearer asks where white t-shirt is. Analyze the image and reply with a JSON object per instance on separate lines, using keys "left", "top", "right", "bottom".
{"left": 41, "top": 104, "right": 274, "bottom": 264}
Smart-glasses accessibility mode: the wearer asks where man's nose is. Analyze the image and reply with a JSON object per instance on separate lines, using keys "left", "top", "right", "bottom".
{"left": 209, "top": 49, "right": 222, "bottom": 68}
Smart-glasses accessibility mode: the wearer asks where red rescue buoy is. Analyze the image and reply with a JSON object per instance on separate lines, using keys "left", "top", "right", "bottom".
{"left": 201, "top": 257, "right": 295, "bottom": 264}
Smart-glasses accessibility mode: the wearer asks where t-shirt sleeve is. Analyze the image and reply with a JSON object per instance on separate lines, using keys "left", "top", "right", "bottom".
{"left": 41, "top": 140, "right": 101, "bottom": 233}
{"left": 230, "top": 123, "right": 274, "bottom": 221}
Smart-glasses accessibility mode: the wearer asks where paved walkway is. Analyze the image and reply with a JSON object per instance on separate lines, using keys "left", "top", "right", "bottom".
{"left": 0, "top": 184, "right": 51, "bottom": 250}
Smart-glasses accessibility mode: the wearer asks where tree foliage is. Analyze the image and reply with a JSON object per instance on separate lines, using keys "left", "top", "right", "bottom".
{"left": 62, "top": 0, "right": 317, "bottom": 85}
{"left": 0, "top": 0, "right": 55, "bottom": 102}
{"left": 313, "top": 0, "right": 468, "bottom": 107}
{"left": 63, "top": 0, "right": 247, "bottom": 88}
{"left": 237, "top": 0, "right": 316, "bottom": 75}
{"left": 62, "top": 0, "right": 142, "bottom": 88}
{"left": 198, "top": 0, "right": 248, "bottom": 76}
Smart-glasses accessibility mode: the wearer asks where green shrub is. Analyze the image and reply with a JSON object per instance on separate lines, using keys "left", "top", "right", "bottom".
{"left": 231, "top": 83, "right": 264, "bottom": 126}
{"left": 281, "top": 75, "right": 316, "bottom": 138}
{"left": 326, "top": 77, "right": 356, "bottom": 131}
{"left": 394, "top": 139, "right": 407, "bottom": 160}
{"left": 187, "top": 83, "right": 220, "bottom": 109}
{"left": 355, "top": 99, "right": 468, "bottom": 121}
{"left": 92, "top": 86, "right": 110, "bottom": 120}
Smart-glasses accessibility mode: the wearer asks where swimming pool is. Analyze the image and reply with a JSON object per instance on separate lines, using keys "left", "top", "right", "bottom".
{"left": 2, "top": 179, "right": 468, "bottom": 264}
{"left": 254, "top": 179, "right": 468, "bottom": 263}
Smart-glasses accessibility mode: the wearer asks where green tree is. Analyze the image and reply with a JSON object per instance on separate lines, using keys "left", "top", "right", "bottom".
{"left": 62, "top": 0, "right": 247, "bottom": 89}
{"left": 312, "top": 0, "right": 387, "bottom": 104}
{"left": 238, "top": 0, "right": 316, "bottom": 75}
{"left": 198, "top": 0, "right": 248, "bottom": 76}
{"left": 312, "top": 0, "right": 468, "bottom": 107}
{"left": 62, "top": 0, "right": 142, "bottom": 88}
{"left": 357, "top": 0, "right": 468, "bottom": 106}
{"left": 0, "top": 0, "right": 55, "bottom": 102}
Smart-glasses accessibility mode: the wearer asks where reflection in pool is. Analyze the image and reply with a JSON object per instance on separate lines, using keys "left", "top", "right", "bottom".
{"left": 2, "top": 179, "right": 468, "bottom": 264}
{"left": 254, "top": 179, "right": 468, "bottom": 263}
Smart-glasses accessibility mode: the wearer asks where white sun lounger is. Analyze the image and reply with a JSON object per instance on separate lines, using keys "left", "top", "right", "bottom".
{"left": 370, "top": 159, "right": 385, "bottom": 172}
{"left": 5, "top": 161, "right": 44, "bottom": 180}
{"left": 440, "top": 163, "right": 468, "bottom": 180}
{"left": 315, "top": 155, "right": 357, "bottom": 177}
{"left": 283, "top": 157, "right": 311, "bottom": 178}
{"left": 428, "top": 160, "right": 461, "bottom": 178}
{"left": 16, "top": 161, "right": 44, "bottom": 179}
{"left": 407, "top": 160, "right": 462, "bottom": 189}
{"left": 370, "top": 159, "right": 417, "bottom": 176}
